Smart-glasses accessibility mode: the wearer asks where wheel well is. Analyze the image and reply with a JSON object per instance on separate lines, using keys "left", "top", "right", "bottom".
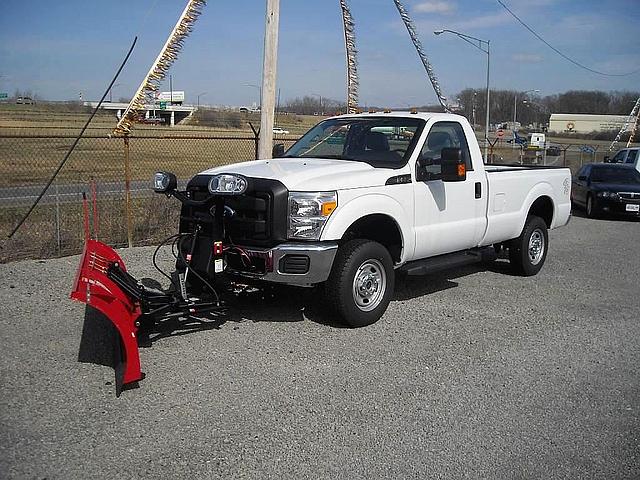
{"left": 528, "top": 195, "right": 554, "bottom": 227}
{"left": 341, "top": 214, "right": 403, "bottom": 263}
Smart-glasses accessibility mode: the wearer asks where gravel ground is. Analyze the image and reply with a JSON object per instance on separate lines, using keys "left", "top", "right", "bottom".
{"left": 1, "top": 215, "right": 639, "bottom": 479}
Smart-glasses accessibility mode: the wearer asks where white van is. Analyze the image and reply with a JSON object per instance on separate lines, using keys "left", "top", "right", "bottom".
{"left": 527, "top": 133, "right": 546, "bottom": 149}
{"left": 605, "top": 147, "right": 640, "bottom": 173}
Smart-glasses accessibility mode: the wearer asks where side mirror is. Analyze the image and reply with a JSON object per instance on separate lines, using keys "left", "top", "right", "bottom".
{"left": 153, "top": 171, "right": 177, "bottom": 193}
{"left": 577, "top": 175, "right": 588, "bottom": 182}
{"left": 603, "top": 155, "right": 610, "bottom": 163}
{"left": 272, "top": 143, "right": 285, "bottom": 158}
{"left": 415, "top": 156, "right": 434, "bottom": 182}
{"left": 440, "top": 148, "right": 466, "bottom": 182}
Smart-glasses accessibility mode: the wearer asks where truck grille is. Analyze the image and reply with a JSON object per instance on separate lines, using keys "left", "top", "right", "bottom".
{"left": 619, "top": 192, "right": 640, "bottom": 201}
{"left": 183, "top": 175, "right": 288, "bottom": 247}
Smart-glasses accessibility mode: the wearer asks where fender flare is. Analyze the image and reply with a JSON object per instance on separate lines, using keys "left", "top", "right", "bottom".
{"left": 516, "top": 182, "right": 555, "bottom": 234}
{"left": 320, "top": 193, "right": 414, "bottom": 262}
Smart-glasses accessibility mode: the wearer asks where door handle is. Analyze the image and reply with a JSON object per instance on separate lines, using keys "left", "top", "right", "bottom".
{"left": 475, "top": 182, "right": 482, "bottom": 199}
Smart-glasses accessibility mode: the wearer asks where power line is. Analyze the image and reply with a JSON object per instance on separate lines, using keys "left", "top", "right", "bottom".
{"left": 496, "top": 0, "right": 640, "bottom": 77}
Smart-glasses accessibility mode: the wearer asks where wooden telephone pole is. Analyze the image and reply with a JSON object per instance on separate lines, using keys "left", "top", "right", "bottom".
{"left": 258, "top": 0, "right": 280, "bottom": 159}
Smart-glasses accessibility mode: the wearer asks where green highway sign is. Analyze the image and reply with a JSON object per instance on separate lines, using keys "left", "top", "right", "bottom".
{"left": 159, "top": 101, "right": 167, "bottom": 110}
{"left": 0, "top": 93, "right": 8, "bottom": 99}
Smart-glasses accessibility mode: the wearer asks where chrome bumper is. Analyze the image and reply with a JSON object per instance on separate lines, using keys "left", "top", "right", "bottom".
{"left": 226, "top": 242, "right": 339, "bottom": 286}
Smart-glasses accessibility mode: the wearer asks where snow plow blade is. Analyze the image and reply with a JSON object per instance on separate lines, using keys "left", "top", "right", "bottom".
{"left": 71, "top": 239, "right": 143, "bottom": 394}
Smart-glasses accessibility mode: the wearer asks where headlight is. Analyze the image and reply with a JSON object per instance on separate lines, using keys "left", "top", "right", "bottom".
{"left": 288, "top": 192, "right": 337, "bottom": 240}
{"left": 208, "top": 174, "right": 248, "bottom": 195}
{"left": 153, "top": 171, "right": 177, "bottom": 193}
{"left": 597, "top": 191, "right": 619, "bottom": 199}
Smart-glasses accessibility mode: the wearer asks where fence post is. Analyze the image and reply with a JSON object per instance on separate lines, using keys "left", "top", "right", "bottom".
{"left": 55, "top": 178, "right": 61, "bottom": 255}
{"left": 249, "top": 122, "right": 260, "bottom": 160}
{"left": 123, "top": 136, "right": 133, "bottom": 248}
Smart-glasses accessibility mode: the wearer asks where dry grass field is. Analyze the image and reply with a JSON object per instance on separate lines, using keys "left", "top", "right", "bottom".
{"left": 0, "top": 102, "right": 635, "bottom": 261}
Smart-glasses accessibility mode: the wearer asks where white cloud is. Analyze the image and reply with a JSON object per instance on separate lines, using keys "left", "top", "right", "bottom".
{"left": 512, "top": 53, "right": 544, "bottom": 63}
{"left": 450, "top": 11, "right": 511, "bottom": 31}
{"left": 414, "top": 1, "right": 456, "bottom": 15}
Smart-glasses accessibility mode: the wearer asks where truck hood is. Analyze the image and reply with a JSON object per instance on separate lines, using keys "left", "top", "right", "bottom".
{"left": 199, "top": 157, "right": 399, "bottom": 191}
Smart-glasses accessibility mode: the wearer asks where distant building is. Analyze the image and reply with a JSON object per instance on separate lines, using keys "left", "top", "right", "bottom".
{"left": 549, "top": 113, "right": 636, "bottom": 134}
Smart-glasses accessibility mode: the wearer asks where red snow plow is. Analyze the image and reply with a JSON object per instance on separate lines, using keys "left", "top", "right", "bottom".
{"left": 71, "top": 175, "right": 228, "bottom": 395}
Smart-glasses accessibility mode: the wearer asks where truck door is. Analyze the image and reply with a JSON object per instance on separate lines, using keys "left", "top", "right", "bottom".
{"left": 412, "top": 121, "right": 489, "bottom": 258}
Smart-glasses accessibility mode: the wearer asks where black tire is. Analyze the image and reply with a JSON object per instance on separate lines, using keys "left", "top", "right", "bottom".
{"left": 325, "top": 239, "right": 395, "bottom": 327}
{"left": 586, "top": 194, "right": 599, "bottom": 218}
{"left": 508, "top": 215, "right": 548, "bottom": 276}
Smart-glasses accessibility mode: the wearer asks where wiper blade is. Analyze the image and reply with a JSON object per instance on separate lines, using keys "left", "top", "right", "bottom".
{"left": 316, "top": 155, "right": 355, "bottom": 160}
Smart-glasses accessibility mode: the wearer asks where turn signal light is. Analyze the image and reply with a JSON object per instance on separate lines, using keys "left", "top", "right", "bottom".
{"left": 321, "top": 201, "right": 337, "bottom": 216}
{"left": 458, "top": 164, "right": 466, "bottom": 177}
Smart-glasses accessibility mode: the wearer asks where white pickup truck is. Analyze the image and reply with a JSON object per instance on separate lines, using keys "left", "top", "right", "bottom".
{"left": 166, "top": 112, "right": 571, "bottom": 327}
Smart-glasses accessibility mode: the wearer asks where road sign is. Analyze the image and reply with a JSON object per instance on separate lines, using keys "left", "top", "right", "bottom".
{"left": 0, "top": 93, "right": 8, "bottom": 99}
{"left": 159, "top": 102, "right": 167, "bottom": 110}
{"left": 496, "top": 129, "right": 505, "bottom": 138}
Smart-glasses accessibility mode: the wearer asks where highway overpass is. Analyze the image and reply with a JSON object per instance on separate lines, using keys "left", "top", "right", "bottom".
{"left": 84, "top": 101, "right": 196, "bottom": 126}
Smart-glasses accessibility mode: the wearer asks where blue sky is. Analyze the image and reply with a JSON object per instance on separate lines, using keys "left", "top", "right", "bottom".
{"left": 1, "top": 0, "right": 639, "bottom": 106}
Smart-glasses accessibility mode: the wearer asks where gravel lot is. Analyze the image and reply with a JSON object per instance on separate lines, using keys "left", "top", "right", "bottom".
{"left": 1, "top": 215, "right": 639, "bottom": 479}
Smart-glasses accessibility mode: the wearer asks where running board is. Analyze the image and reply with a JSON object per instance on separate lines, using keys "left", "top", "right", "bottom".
{"left": 400, "top": 247, "right": 496, "bottom": 276}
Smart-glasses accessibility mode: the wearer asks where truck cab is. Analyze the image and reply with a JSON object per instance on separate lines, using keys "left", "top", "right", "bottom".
{"left": 605, "top": 147, "right": 640, "bottom": 173}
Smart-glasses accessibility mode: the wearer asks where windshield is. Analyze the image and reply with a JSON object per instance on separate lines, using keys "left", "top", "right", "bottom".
{"left": 284, "top": 116, "right": 426, "bottom": 168}
{"left": 591, "top": 167, "right": 640, "bottom": 184}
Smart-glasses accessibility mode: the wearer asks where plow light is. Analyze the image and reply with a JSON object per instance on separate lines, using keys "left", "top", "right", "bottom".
{"left": 153, "top": 171, "right": 177, "bottom": 193}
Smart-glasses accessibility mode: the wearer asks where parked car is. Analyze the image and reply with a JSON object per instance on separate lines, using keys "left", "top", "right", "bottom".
{"left": 571, "top": 163, "right": 640, "bottom": 218}
{"left": 16, "top": 96, "right": 34, "bottom": 105}
{"left": 604, "top": 147, "right": 640, "bottom": 173}
{"left": 272, "top": 127, "right": 289, "bottom": 135}
{"left": 140, "top": 116, "right": 165, "bottom": 125}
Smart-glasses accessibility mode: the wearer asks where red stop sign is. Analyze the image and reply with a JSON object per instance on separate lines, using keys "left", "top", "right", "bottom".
{"left": 497, "top": 129, "right": 505, "bottom": 138}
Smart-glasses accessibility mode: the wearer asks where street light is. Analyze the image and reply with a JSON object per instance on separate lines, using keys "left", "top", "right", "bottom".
{"left": 522, "top": 100, "right": 551, "bottom": 130}
{"left": 311, "top": 93, "right": 323, "bottom": 115}
{"left": 197, "top": 91, "right": 207, "bottom": 108}
{"left": 243, "top": 83, "right": 262, "bottom": 109}
{"left": 514, "top": 89, "right": 540, "bottom": 132}
{"left": 435, "top": 28, "right": 490, "bottom": 161}
{"left": 109, "top": 83, "right": 122, "bottom": 103}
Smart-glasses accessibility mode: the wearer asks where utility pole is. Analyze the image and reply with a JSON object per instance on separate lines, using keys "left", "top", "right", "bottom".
{"left": 170, "top": 75, "right": 173, "bottom": 104}
{"left": 258, "top": 0, "right": 280, "bottom": 159}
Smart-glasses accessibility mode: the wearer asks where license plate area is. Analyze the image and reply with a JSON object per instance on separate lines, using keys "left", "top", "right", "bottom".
{"left": 625, "top": 204, "right": 639, "bottom": 212}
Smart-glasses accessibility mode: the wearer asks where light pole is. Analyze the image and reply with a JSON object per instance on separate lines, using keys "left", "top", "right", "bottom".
{"left": 109, "top": 83, "right": 122, "bottom": 103}
{"left": 522, "top": 100, "right": 550, "bottom": 129}
{"left": 435, "top": 29, "right": 490, "bottom": 161}
{"left": 197, "top": 91, "right": 207, "bottom": 108}
{"left": 514, "top": 89, "right": 540, "bottom": 131}
{"left": 243, "top": 83, "right": 262, "bottom": 110}
{"left": 311, "top": 93, "right": 323, "bottom": 115}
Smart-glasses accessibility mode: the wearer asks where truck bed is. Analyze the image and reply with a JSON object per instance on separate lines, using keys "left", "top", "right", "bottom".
{"left": 481, "top": 164, "right": 572, "bottom": 246}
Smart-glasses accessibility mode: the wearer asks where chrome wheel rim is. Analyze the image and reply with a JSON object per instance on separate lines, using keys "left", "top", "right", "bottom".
{"left": 528, "top": 228, "right": 545, "bottom": 265}
{"left": 352, "top": 259, "right": 386, "bottom": 312}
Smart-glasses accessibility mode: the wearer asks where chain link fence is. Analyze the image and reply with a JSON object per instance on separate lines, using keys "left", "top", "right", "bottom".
{"left": 0, "top": 133, "right": 299, "bottom": 262}
{"left": 1, "top": 129, "right": 612, "bottom": 263}
{"left": 486, "top": 141, "right": 607, "bottom": 171}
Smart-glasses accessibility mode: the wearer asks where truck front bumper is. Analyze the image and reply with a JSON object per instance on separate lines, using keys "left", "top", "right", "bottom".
{"left": 226, "top": 242, "right": 339, "bottom": 286}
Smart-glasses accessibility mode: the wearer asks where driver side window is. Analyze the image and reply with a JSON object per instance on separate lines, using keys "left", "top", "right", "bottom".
{"left": 420, "top": 122, "right": 473, "bottom": 175}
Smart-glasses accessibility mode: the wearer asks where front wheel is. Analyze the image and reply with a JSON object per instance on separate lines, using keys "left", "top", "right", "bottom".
{"left": 325, "top": 240, "right": 395, "bottom": 327}
{"left": 586, "top": 194, "right": 599, "bottom": 218}
{"left": 508, "top": 215, "right": 548, "bottom": 276}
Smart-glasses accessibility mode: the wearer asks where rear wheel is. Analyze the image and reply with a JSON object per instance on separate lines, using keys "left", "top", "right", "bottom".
{"left": 508, "top": 215, "right": 548, "bottom": 276}
{"left": 325, "top": 239, "right": 395, "bottom": 327}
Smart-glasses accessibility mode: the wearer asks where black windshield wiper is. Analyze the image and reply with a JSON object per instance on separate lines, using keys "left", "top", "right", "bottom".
{"left": 315, "top": 155, "right": 356, "bottom": 160}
